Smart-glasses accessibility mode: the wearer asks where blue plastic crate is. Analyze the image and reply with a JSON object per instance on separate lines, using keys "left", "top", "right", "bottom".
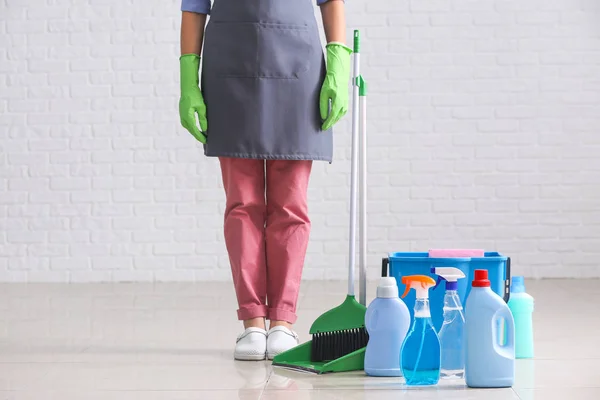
{"left": 383, "top": 252, "right": 510, "bottom": 332}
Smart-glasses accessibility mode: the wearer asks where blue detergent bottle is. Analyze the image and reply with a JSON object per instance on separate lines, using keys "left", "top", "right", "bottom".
{"left": 364, "top": 277, "right": 410, "bottom": 377}
{"left": 465, "top": 269, "right": 515, "bottom": 388}
{"left": 399, "top": 275, "right": 440, "bottom": 386}
{"left": 507, "top": 276, "right": 534, "bottom": 358}
{"left": 431, "top": 267, "right": 466, "bottom": 380}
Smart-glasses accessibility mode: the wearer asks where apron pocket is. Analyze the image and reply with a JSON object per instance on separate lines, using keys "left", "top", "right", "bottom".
{"left": 205, "top": 22, "right": 312, "bottom": 79}
{"left": 204, "top": 22, "right": 259, "bottom": 78}
{"left": 256, "top": 23, "right": 312, "bottom": 79}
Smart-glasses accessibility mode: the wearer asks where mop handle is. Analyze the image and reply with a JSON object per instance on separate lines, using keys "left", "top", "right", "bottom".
{"left": 348, "top": 30, "right": 360, "bottom": 297}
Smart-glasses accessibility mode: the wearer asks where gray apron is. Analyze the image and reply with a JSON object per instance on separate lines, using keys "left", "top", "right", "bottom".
{"left": 201, "top": 0, "right": 333, "bottom": 162}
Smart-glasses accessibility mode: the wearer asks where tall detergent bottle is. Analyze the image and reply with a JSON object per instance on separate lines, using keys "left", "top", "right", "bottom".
{"left": 507, "top": 276, "right": 534, "bottom": 358}
{"left": 431, "top": 267, "right": 466, "bottom": 380}
{"left": 465, "top": 270, "right": 515, "bottom": 388}
{"left": 364, "top": 277, "right": 411, "bottom": 376}
{"left": 400, "top": 275, "right": 440, "bottom": 386}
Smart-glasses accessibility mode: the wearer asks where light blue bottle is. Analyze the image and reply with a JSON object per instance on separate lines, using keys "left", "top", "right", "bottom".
{"left": 400, "top": 275, "right": 440, "bottom": 386}
{"left": 465, "top": 269, "right": 515, "bottom": 388}
{"left": 507, "top": 276, "right": 534, "bottom": 358}
{"left": 431, "top": 267, "right": 466, "bottom": 380}
{"left": 364, "top": 277, "right": 410, "bottom": 377}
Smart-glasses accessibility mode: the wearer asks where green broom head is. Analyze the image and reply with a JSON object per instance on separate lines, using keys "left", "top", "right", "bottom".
{"left": 309, "top": 295, "right": 368, "bottom": 362}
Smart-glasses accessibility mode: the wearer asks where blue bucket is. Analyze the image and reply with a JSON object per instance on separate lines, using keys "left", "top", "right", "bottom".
{"left": 383, "top": 252, "right": 511, "bottom": 331}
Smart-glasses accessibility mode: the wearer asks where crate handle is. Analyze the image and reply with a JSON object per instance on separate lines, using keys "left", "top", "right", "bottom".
{"left": 503, "top": 257, "right": 511, "bottom": 303}
{"left": 381, "top": 257, "right": 389, "bottom": 277}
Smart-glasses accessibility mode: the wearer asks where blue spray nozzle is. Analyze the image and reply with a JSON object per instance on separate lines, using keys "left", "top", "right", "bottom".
{"left": 430, "top": 267, "right": 444, "bottom": 290}
{"left": 431, "top": 267, "right": 465, "bottom": 291}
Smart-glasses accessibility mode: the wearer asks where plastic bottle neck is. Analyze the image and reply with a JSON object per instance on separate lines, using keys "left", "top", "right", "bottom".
{"left": 376, "top": 286, "right": 398, "bottom": 298}
{"left": 443, "top": 290, "right": 463, "bottom": 311}
{"left": 376, "top": 277, "right": 399, "bottom": 298}
{"left": 414, "top": 298, "right": 431, "bottom": 318}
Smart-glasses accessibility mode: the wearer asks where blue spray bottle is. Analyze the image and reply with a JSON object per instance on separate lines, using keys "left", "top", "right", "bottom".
{"left": 400, "top": 275, "right": 440, "bottom": 386}
{"left": 431, "top": 267, "right": 466, "bottom": 380}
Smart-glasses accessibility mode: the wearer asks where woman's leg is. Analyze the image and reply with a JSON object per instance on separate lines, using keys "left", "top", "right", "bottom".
{"left": 219, "top": 157, "right": 268, "bottom": 329}
{"left": 264, "top": 160, "right": 313, "bottom": 326}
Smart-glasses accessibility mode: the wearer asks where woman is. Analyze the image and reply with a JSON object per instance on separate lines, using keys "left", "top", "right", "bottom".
{"left": 179, "top": 0, "right": 351, "bottom": 361}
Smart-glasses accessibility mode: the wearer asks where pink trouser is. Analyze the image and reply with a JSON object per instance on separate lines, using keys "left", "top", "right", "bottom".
{"left": 219, "top": 157, "right": 312, "bottom": 324}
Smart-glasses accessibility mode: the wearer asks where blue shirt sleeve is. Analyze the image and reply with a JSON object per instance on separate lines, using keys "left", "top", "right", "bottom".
{"left": 181, "top": 0, "right": 341, "bottom": 15}
{"left": 181, "top": 0, "right": 211, "bottom": 14}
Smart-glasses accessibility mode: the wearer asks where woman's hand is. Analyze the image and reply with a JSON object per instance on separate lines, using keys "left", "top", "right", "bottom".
{"left": 319, "top": 43, "right": 352, "bottom": 131}
{"left": 319, "top": 0, "right": 351, "bottom": 131}
{"left": 179, "top": 54, "right": 208, "bottom": 143}
{"left": 179, "top": 11, "right": 208, "bottom": 143}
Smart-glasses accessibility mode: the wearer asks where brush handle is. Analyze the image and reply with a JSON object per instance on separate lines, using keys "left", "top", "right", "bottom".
{"left": 348, "top": 30, "right": 360, "bottom": 297}
{"left": 359, "top": 92, "right": 367, "bottom": 306}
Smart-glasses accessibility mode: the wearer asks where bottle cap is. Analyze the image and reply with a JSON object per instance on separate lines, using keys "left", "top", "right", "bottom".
{"left": 472, "top": 269, "right": 491, "bottom": 288}
{"left": 376, "top": 277, "right": 399, "bottom": 298}
{"left": 511, "top": 276, "right": 525, "bottom": 293}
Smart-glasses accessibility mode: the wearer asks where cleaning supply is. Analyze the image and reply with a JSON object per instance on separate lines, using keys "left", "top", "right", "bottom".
{"left": 307, "top": 29, "right": 366, "bottom": 365}
{"left": 431, "top": 267, "right": 466, "bottom": 380}
{"left": 400, "top": 275, "right": 440, "bottom": 386}
{"left": 385, "top": 252, "right": 511, "bottom": 331}
{"left": 272, "top": 31, "right": 369, "bottom": 374}
{"left": 178, "top": 54, "right": 207, "bottom": 143}
{"left": 364, "top": 277, "right": 410, "bottom": 377}
{"left": 507, "top": 276, "right": 534, "bottom": 358}
{"left": 428, "top": 249, "right": 485, "bottom": 258}
{"left": 465, "top": 270, "right": 515, "bottom": 388}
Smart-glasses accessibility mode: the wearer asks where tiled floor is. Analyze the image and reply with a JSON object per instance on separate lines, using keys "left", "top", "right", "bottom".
{"left": 0, "top": 279, "right": 599, "bottom": 399}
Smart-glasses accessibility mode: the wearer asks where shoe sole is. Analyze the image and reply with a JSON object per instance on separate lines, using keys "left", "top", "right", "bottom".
{"left": 234, "top": 353, "right": 266, "bottom": 361}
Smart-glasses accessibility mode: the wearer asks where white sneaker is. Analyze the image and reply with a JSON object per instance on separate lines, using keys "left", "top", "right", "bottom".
{"left": 266, "top": 326, "right": 299, "bottom": 360}
{"left": 234, "top": 327, "right": 267, "bottom": 361}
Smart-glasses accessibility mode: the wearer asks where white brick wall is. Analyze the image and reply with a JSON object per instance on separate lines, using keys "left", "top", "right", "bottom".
{"left": 2, "top": 0, "right": 600, "bottom": 282}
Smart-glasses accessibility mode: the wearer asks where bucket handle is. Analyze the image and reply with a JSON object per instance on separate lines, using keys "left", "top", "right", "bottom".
{"left": 381, "top": 257, "right": 389, "bottom": 277}
{"left": 503, "top": 257, "right": 511, "bottom": 303}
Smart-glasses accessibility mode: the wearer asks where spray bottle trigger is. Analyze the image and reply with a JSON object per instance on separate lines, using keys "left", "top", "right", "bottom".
{"left": 401, "top": 284, "right": 411, "bottom": 298}
{"left": 434, "top": 276, "right": 443, "bottom": 290}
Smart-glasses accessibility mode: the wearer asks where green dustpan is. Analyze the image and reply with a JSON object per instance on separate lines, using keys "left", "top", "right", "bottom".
{"left": 272, "top": 338, "right": 366, "bottom": 374}
{"left": 272, "top": 295, "right": 367, "bottom": 374}
{"left": 272, "top": 31, "right": 369, "bottom": 374}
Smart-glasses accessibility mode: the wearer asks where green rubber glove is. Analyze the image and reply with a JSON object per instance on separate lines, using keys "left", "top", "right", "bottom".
{"left": 179, "top": 54, "right": 208, "bottom": 143}
{"left": 319, "top": 42, "right": 352, "bottom": 131}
